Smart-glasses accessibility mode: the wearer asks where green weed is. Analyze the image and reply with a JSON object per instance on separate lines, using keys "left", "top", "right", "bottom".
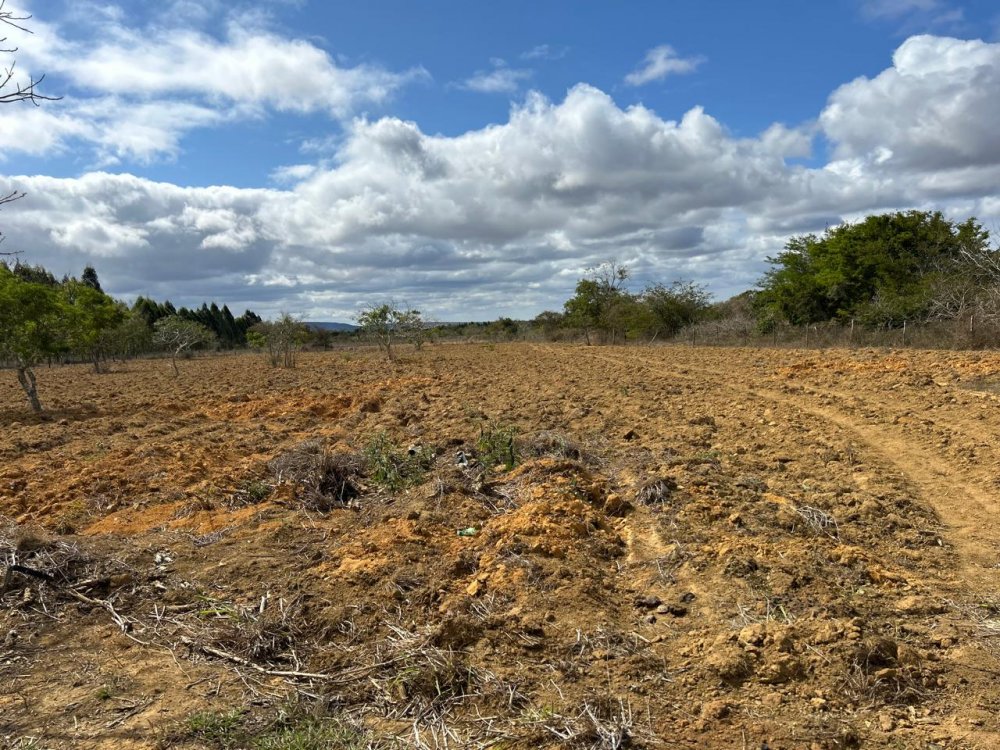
{"left": 477, "top": 420, "right": 519, "bottom": 470}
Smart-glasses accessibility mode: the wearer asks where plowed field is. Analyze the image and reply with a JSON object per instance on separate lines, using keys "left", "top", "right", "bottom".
{"left": 2, "top": 343, "right": 999, "bottom": 749}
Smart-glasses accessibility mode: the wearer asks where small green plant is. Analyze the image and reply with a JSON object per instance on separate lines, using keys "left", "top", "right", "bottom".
{"left": 176, "top": 708, "right": 371, "bottom": 750}
{"left": 478, "top": 420, "right": 519, "bottom": 470}
{"left": 231, "top": 478, "right": 272, "bottom": 506}
{"left": 363, "top": 432, "right": 432, "bottom": 490}
{"left": 185, "top": 709, "right": 245, "bottom": 746}
{"left": 254, "top": 717, "right": 368, "bottom": 750}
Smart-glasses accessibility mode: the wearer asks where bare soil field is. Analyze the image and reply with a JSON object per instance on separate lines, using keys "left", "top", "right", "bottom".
{"left": 1, "top": 343, "right": 999, "bottom": 749}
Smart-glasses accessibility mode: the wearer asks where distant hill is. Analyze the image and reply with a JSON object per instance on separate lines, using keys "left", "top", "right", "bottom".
{"left": 304, "top": 321, "right": 359, "bottom": 332}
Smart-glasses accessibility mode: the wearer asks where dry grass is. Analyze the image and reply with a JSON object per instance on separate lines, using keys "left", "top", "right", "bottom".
{"left": 268, "top": 441, "right": 362, "bottom": 510}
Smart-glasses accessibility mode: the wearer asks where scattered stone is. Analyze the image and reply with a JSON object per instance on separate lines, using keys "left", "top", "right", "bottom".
{"left": 623, "top": 429, "right": 638, "bottom": 441}
{"left": 635, "top": 595, "right": 662, "bottom": 610}
{"left": 896, "top": 643, "right": 923, "bottom": 666}
{"left": 761, "top": 692, "right": 783, "bottom": 708}
{"left": 856, "top": 637, "right": 899, "bottom": 669}
{"left": 739, "top": 623, "right": 767, "bottom": 647}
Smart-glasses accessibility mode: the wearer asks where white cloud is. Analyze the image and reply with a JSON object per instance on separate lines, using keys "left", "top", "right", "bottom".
{"left": 820, "top": 36, "right": 1000, "bottom": 173}
{"left": 859, "top": 0, "right": 965, "bottom": 32}
{"left": 3, "top": 34, "right": 1000, "bottom": 320}
{"left": 624, "top": 45, "right": 704, "bottom": 87}
{"left": 270, "top": 164, "right": 319, "bottom": 185}
{"left": 459, "top": 59, "right": 533, "bottom": 94}
{"left": 521, "top": 44, "right": 569, "bottom": 61}
{"left": 861, "top": 0, "right": 942, "bottom": 19}
{"left": 3, "top": 5, "right": 425, "bottom": 162}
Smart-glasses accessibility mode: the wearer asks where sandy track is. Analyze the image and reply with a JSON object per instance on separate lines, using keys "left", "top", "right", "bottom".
{"left": 576, "top": 346, "right": 1000, "bottom": 589}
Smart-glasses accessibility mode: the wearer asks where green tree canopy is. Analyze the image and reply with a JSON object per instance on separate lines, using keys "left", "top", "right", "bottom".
{"left": 62, "top": 279, "right": 125, "bottom": 372}
{"left": 356, "top": 302, "right": 422, "bottom": 360}
{"left": 756, "top": 211, "right": 990, "bottom": 326}
{"left": 0, "top": 263, "right": 67, "bottom": 411}
{"left": 248, "top": 313, "right": 309, "bottom": 368}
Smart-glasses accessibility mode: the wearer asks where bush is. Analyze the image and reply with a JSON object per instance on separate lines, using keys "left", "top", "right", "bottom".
{"left": 249, "top": 314, "right": 309, "bottom": 368}
{"left": 477, "top": 420, "right": 519, "bottom": 470}
{"left": 363, "top": 432, "right": 433, "bottom": 491}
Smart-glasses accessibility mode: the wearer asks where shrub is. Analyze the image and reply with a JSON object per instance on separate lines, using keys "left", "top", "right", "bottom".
{"left": 477, "top": 420, "right": 519, "bottom": 470}
{"left": 363, "top": 432, "right": 432, "bottom": 491}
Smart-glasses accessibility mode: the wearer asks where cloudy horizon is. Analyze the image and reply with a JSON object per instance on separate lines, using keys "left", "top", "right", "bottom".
{"left": 2, "top": 0, "right": 1000, "bottom": 321}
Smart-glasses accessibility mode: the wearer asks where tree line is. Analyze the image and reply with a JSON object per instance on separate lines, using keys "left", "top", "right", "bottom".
{"left": 0, "top": 261, "right": 262, "bottom": 411}
{"left": 519, "top": 210, "right": 1000, "bottom": 346}
{"left": 5, "top": 210, "right": 1000, "bottom": 414}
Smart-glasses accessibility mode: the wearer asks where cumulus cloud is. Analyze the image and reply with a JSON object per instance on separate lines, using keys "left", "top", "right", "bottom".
{"left": 624, "top": 45, "right": 704, "bottom": 87}
{"left": 820, "top": 36, "right": 1000, "bottom": 174}
{"left": 3, "top": 33, "right": 1000, "bottom": 320}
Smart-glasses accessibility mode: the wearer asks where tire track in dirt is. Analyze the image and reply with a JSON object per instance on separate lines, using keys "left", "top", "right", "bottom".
{"left": 578, "top": 347, "right": 1000, "bottom": 592}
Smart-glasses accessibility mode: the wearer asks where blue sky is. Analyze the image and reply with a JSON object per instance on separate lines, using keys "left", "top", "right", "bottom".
{"left": 3, "top": 0, "right": 1000, "bottom": 319}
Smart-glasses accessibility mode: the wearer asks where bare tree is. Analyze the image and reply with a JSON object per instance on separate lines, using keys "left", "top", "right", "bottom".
{"left": 153, "top": 317, "right": 216, "bottom": 376}
{"left": 0, "top": 1, "right": 56, "bottom": 106}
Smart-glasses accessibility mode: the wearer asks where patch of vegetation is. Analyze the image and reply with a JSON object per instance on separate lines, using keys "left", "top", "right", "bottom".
{"left": 173, "top": 707, "right": 372, "bottom": 750}
{"left": 268, "top": 441, "right": 362, "bottom": 509}
{"left": 253, "top": 717, "right": 369, "bottom": 750}
{"left": 363, "top": 432, "right": 433, "bottom": 491}
{"left": 477, "top": 419, "right": 519, "bottom": 470}
{"left": 230, "top": 478, "right": 273, "bottom": 506}
{"left": 184, "top": 709, "right": 245, "bottom": 747}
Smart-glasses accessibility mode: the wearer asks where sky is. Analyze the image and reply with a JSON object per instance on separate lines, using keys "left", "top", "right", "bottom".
{"left": 2, "top": 0, "right": 1000, "bottom": 321}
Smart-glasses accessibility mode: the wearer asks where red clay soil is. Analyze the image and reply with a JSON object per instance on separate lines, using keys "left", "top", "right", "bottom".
{"left": 1, "top": 343, "right": 999, "bottom": 749}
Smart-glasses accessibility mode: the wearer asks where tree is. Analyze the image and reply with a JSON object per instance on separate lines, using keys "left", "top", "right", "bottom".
{"left": 641, "top": 281, "right": 712, "bottom": 340}
{"left": 106, "top": 311, "right": 153, "bottom": 360}
{"left": 356, "top": 302, "right": 421, "bottom": 360}
{"left": 531, "top": 310, "right": 564, "bottom": 341}
{"left": 153, "top": 316, "right": 216, "bottom": 375}
{"left": 756, "top": 211, "right": 989, "bottom": 326}
{"left": 563, "top": 279, "right": 602, "bottom": 345}
{"left": 63, "top": 279, "right": 125, "bottom": 372}
{"left": 394, "top": 308, "right": 427, "bottom": 350}
{"left": 926, "top": 239, "right": 1000, "bottom": 327}
{"left": 81, "top": 265, "right": 102, "bottom": 292}
{"left": 0, "top": 263, "right": 66, "bottom": 412}
{"left": 563, "top": 260, "right": 632, "bottom": 344}
{"left": 248, "top": 313, "right": 308, "bottom": 368}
